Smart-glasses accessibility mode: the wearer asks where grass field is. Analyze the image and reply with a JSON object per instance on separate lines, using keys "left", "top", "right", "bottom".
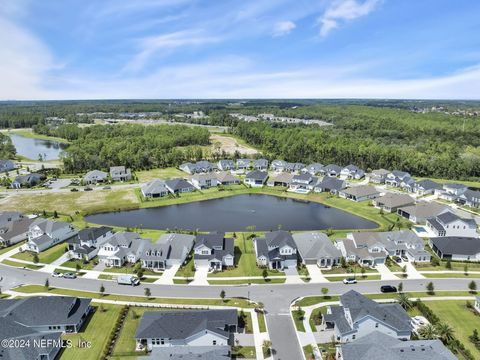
{"left": 426, "top": 301, "right": 480, "bottom": 358}
{"left": 0, "top": 241, "right": 24, "bottom": 255}
{"left": 322, "top": 264, "right": 377, "bottom": 274}
{"left": 60, "top": 305, "right": 121, "bottom": 360}
{"left": 1, "top": 259, "right": 44, "bottom": 269}
{"left": 61, "top": 258, "right": 96, "bottom": 270}
{"left": 12, "top": 242, "right": 67, "bottom": 263}
{"left": 135, "top": 167, "right": 185, "bottom": 182}
{"left": 292, "top": 309, "right": 306, "bottom": 332}
{"left": 422, "top": 273, "right": 480, "bottom": 279}
{"left": 231, "top": 346, "right": 257, "bottom": 359}
{"left": 257, "top": 311, "right": 267, "bottom": 332}
{"left": 175, "top": 254, "right": 195, "bottom": 278}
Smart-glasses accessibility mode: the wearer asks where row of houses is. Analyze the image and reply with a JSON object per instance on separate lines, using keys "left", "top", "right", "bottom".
{"left": 83, "top": 165, "right": 132, "bottom": 184}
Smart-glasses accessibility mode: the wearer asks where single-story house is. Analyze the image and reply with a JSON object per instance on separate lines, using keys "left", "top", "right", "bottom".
{"left": 293, "top": 232, "right": 341, "bottom": 267}
{"left": 271, "top": 159, "right": 288, "bottom": 172}
{"left": 412, "top": 179, "right": 443, "bottom": 195}
{"left": 0, "top": 217, "right": 36, "bottom": 247}
{"left": 217, "top": 159, "right": 235, "bottom": 171}
{"left": 110, "top": 166, "right": 132, "bottom": 181}
{"left": 339, "top": 185, "right": 381, "bottom": 202}
{"left": 284, "top": 162, "right": 305, "bottom": 173}
{"left": 140, "top": 233, "right": 195, "bottom": 270}
{"left": 215, "top": 171, "right": 240, "bottom": 186}
{"left": 11, "top": 173, "right": 45, "bottom": 188}
{"left": 244, "top": 170, "right": 268, "bottom": 187}
{"left": 179, "top": 162, "right": 197, "bottom": 174}
{"left": 340, "top": 165, "right": 365, "bottom": 180}
{"left": 83, "top": 170, "right": 108, "bottom": 185}
{"left": 193, "top": 233, "right": 234, "bottom": 271}
{"left": 165, "top": 178, "right": 195, "bottom": 194}
{"left": 267, "top": 172, "right": 293, "bottom": 187}
{"left": 430, "top": 236, "right": 480, "bottom": 261}
{"left": 368, "top": 169, "right": 391, "bottom": 184}
{"left": 236, "top": 158, "right": 251, "bottom": 171}
{"left": 253, "top": 158, "right": 268, "bottom": 171}
{"left": 324, "top": 164, "right": 342, "bottom": 177}
{"left": 189, "top": 173, "right": 219, "bottom": 189}
{"left": 254, "top": 231, "right": 297, "bottom": 270}
{"left": 314, "top": 176, "right": 346, "bottom": 194}
{"left": 26, "top": 218, "right": 77, "bottom": 253}
{"left": 397, "top": 202, "right": 450, "bottom": 224}
{"left": 373, "top": 193, "right": 415, "bottom": 213}
{"left": 141, "top": 179, "right": 169, "bottom": 198}
{"left": 0, "top": 159, "right": 15, "bottom": 172}
{"left": 289, "top": 173, "right": 318, "bottom": 192}
{"left": 426, "top": 211, "right": 478, "bottom": 238}
{"left": 135, "top": 309, "right": 237, "bottom": 351}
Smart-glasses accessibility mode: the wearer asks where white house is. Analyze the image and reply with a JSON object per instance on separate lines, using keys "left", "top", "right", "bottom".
{"left": 254, "top": 231, "right": 298, "bottom": 270}
{"left": 26, "top": 218, "right": 77, "bottom": 253}
{"left": 426, "top": 211, "right": 478, "bottom": 238}
{"left": 97, "top": 232, "right": 149, "bottom": 267}
{"left": 193, "top": 233, "right": 234, "bottom": 271}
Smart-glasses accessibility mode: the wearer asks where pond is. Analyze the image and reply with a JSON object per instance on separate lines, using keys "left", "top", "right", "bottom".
{"left": 85, "top": 194, "right": 378, "bottom": 232}
{"left": 9, "top": 133, "right": 68, "bottom": 161}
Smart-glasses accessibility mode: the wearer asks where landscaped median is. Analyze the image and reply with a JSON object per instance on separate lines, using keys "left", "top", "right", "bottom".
{"left": 1, "top": 259, "right": 44, "bottom": 270}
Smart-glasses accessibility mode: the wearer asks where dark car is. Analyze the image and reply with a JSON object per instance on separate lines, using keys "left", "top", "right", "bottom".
{"left": 380, "top": 285, "right": 397, "bottom": 293}
{"left": 70, "top": 188, "right": 79, "bottom": 192}
{"left": 84, "top": 187, "right": 93, "bottom": 191}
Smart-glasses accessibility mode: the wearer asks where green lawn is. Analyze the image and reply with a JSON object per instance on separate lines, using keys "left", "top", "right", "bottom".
{"left": 422, "top": 273, "right": 480, "bottom": 279}
{"left": 2, "top": 259, "right": 44, "bottom": 270}
{"left": 0, "top": 241, "right": 25, "bottom": 255}
{"left": 415, "top": 261, "right": 480, "bottom": 272}
{"left": 326, "top": 275, "right": 382, "bottom": 281}
{"left": 257, "top": 311, "right": 267, "bottom": 332}
{"left": 12, "top": 242, "right": 67, "bottom": 264}
{"left": 292, "top": 309, "right": 306, "bottom": 332}
{"left": 231, "top": 346, "right": 256, "bottom": 359}
{"left": 13, "top": 285, "right": 255, "bottom": 308}
{"left": 175, "top": 253, "right": 195, "bottom": 278}
{"left": 61, "top": 258, "right": 96, "bottom": 270}
{"left": 207, "top": 238, "right": 285, "bottom": 278}
{"left": 303, "top": 345, "right": 314, "bottom": 360}
{"left": 426, "top": 301, "right": 480, "bottom": 358}
{"left": 208, "top": 278, "right": 286, "bottom": 285}
{"left": 135, "top": 167, "right": 185, "bottom": 182}
{"left": 60, "top": 305, "right": 121, "bottom": 360}
{"left": 97, "top": 274, "right": 114, "bottom": 280}
{"left": 322, "top": 264, "right": 377, "bottom": 274}
{"left": 241, "top": 310, "right": 254, "bottom": 333}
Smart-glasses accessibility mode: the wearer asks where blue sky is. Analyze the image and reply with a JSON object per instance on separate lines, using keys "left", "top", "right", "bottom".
{"left": 1, "top": 0, "right": 480, "bottom": 99}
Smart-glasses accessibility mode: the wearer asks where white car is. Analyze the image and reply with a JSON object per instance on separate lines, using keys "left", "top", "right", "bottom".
{"left": 51, "top": 272, "right": 63, "bottom": 278}
{"left": 343, "top": 277, "right": 357, "bottom": 284}
{"left": 411, "top": 316, "right": 429, "bottom": 333}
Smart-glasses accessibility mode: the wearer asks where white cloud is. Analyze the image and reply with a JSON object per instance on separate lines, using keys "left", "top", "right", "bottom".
{"left": 272, "top": 20, "right": 296, "bottom": 37}
{"left": 319, "top": 0, "right": 380, "bottom": 37}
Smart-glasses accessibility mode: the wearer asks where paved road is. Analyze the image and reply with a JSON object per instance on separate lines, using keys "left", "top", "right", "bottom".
{"left": 0, "top": 264, "right": 475, "bottom": 360}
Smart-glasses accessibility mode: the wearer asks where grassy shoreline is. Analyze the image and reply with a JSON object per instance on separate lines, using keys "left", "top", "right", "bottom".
{"left": 7, "top": 128, "right": 70, "bottom": 144}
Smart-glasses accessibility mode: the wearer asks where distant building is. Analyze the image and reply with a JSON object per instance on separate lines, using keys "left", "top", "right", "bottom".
{"left": 83, "top": 170, "right": 108, "bottom": 185}
{"left": 141, "top": 179, "right": 169, "bottom": 198}
{"left": 110, "top": 166, "right": 132, "bottom": 181}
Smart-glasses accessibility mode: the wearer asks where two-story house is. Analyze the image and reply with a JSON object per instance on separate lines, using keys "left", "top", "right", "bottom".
{"left": 97, "top": 231, "right": 149, "bottom": 267}
{"left": 335, "top": 235, "right": 388, "bottom": 267}
{"left": 189, "top": 173, "right": 219, "bottom": 190}
{"left": 217, "top": 159, "right": 235, "bottom": 171}
{"left": 302, "top": 163, "right": 324, "bottom": 175}
{"left": 253, "top": 158, "right": 269, "bottom": 171}
{"left": 236, "top": 159, "right": 251, "bottom": 172}
{"left": 385, "top": 170, "right": 411, "bottom": 187}
{"left": 340, "top": 165, "right": 365, "bottom": 180}
{"left": 288, "top": 173, "right": 318, "bottom": 193}
{"left": 368, "top": 169, "right": 390, "bottom": 184}
{"left": 244, "top": 170, "right": 268, "bottom": 187}
{"left": 110, "top": 166, "right": 132, "bottom": 181}
{"left": 254, "top": 231, "right": 298, "bottom": 270}
{"left": 140, "top": 233, "right": 195, "bottom": 270}
{"left": 68, "top": 226, "right": 114, "bottom": 261}
{"left": 193, "top": 233, "right": 234, "bottom": 271}
{"left": 26, "top": 218, "right": 77, "bottom": 253}
{"left": 426, "top": 211, "right": 478, "bottom": 238}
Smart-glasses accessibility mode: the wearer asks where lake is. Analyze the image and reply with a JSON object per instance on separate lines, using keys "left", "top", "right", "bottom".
{"left": 85, "top": 194, "right": 377, "bottom": 232}
{"left": 9, "top": 133, "right": 68, "bottom": 161}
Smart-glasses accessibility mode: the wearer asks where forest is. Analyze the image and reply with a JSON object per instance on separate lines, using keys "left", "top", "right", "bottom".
{"left": 0, "top": 133, "right": 15, "bottom": 159}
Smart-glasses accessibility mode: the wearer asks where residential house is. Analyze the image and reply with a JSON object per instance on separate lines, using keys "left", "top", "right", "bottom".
{"left": 68, "top": 226, "right": 114, "bottom": 261}
{"left": 430, "top": 236, "right": 480, "bottom": 261}
{"left": 217, "top": 159, "right": 235, "bottom": 171}
{"left": 302, "top": 163, "right": 324, "bottom": 175}
{"left": 340, "top": 165, "right": 365, "bottom": 180}
{"left": 0, "top": 211, "right": 24, "bottom": 227}
{"left": 285, "top": 162, "right": 305, "bottom": 173}
{"left": 138, "top": 346, "right": 231, "bottom": 360}
{"left": 0, "top": 217, "right": 36, "bottom": 247}
{"left": 373, "top": 193, "right": 415, "bottom": 213}
{"left": 400, "top": 177, "right": 417, "bottom": 193}
{"left": 135, "top": 309, "right": 237, "bottom": 351}
{"left": 324, "top": 164, "right": 342, "bottom": 177}
{"left": 141, "top": 179, "right": 169, "bottom": 198}
{"left": 368, "top": 169, "right": 390, "bottom": 184}
{"left": 11, "top": 173, "right": 45, "bottom": 188}
{"left": 110, "top": 166, "right": 132, "bottom": 181}
{"left": 244, "top": 170, "right": 268, "bottom": 187}
{"left": 336, "top": 331, "right": 457, "bottom": 360}
{"left": 457, "top": 189, "right": 480, "bottom": 208}
{"left": 426, "top": 212, "right": 478, "bottom": 238}
{"left": 293, "top": 232, "right": 341, "bottom": 267}
{"left": 397, "top": 202, "right": 450, "bottom": 224}
{"left": 26, "top": 218, "right": 77, "bottom": 253}
{"left": 165, "top": 178, "right": 195, "bottom": 194}
{"left": 140, "top": 233, "right": 195, "bottom": 270}
{"left": 97, "top": 231, "right": 150, "bottom": 267}
{"left": 385, "top": 171, "right": 411, "bottom": 187}
{"left": 179, "top": 162, "right": 197, "bottom": 174}
{"left": 314, "top": 176, "right": 346, "bottom": 194}
{"left": 270, "top": 159, "right": 288, "bottom": 172}
{"left": 189, "top": 173, "right": 219, "bottom": 190}
{"left": 267, "top": 172, "right": 293, "bottom": 187}
{"left": 236, "top": 158, "right": 251, "bottom": 172}
{"left": 412, "top": 179, "right": 442, "bottom": 195}
{"left": 0, "top": 296, "right": 92, "bottom": 360}
{"left": 347, "top": 230, "right": 430, "bottom": 263}
{"left": 83, "top": 170, "right": 108, "bottom": 185}
{"left": 335, "top": 236, "right": 388, "bottom": 267}
{"left": 339, "top": 185, "right": 381, "bottom": 202}
{"left": 254, "top": 231, "right": 297, "bottom": 270}
{"left": 322, "top": 290, "right": 412, "bottom": 343}
{"left": 253, "top": 158, "right": 268, "bottom": 171}
{"left": 0, "top": 159, "right": 15, "bottom": 172}
{"left": 193, "top": 233, "right": 234, "bottom": 271}
{"left": 215, "top": 171, "right": 240, "bottom": 186}
{"left": 196, "top": 160, "right": 217, "bottom": 173}
{"left": 289, "top": 173, "right": 318, "bottom": 193}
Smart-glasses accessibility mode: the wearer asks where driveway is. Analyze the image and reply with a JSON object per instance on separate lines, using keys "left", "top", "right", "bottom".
{"left": 284, "top": 266, "right": 303, "bottom": 284}
{"left": 190, "top": 265, "right": 209, "bottom": 285}
{"left": 306, "top": 265, "right": 329, "bottom": 283}
{"left": 154, "top": 264, "right": 180, "bottom": 285}
{"left": 376, "top": 264, "right": 400, "bottom": 280}
{"left": 47, "top": 178, "right": 71, "bottom": 189}
{"left": 404, "top": 261, "right": 425, "bottom": 279}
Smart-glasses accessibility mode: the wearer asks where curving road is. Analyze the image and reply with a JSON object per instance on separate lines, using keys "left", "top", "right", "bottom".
{"left": 0, "top": 264, "right": 476, "bottom": 360}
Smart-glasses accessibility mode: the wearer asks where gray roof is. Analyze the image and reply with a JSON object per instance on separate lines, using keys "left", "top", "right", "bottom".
{"left": 141, "top": 179, "right": 168, "bottom": 195}
{"left": 304, "top": 163, "right": 324, "bottom": 173}
{"left": 461, "top": 189, "right": 480, "bottom": 202}
{"left": 255, "top": 231, "right": 298, "bottom": 262}
{"left": 135, "top": 309, "right": 237, "bottom": 340}
{"left": 436, "top": 211, "right": 477, "bottom": 227}
{"left": 371, "top": 169, "right": 390, "bottom": 176}
{"left": 325, "top": 164, "right": 342, "bottom": 173}
{"left": 414, "top": 179, "right": 442, "bottom": 191}
{"left": 0, "top": 211, "right": 23, "bottom": 227}
{"left": 144, "top": 233, "right": 195, "bottom": 261}
{"left": 75, "top": 226, "right": 113, "bottom": 242}
{"left": 339, "top": 331, "right": 457, "bottom": 360}
{"left": 350, "top": 230, "right": 424, "bottom": 252}
{"left": 292, "top": 173, "right": 315, "bottom": 183}
{"left": 237, "top": 158, "right": 251, "bottom": 167}
{"left": 444, "top": 183, "right": 468, "bottom": 190}
{"left": 218, "top": 159, "right": 235, "bottom": 168}
{"left": 341, "top": 185, "right": 380, "bottom": 198}
{"left": 245, "top": 170, "right": 268, "bottom": 181}
{"left": 316, "top": 176, "right": 346, "bottom": 191}
{"left": 390, "top": 170, "right": 410, "bottom": 179}
{"left": 138, "top": 346, "right": 231, "bottom": 360}
{"left": 269, "top": 172, "right": 294, "bottom": 184}
{"left": 254, "top": 158, "right": 268, "bottom": 167}
{"left": 165, "top": 178, "right": 195, "bottom": 191}
{"left": 398, "top": 202, "right": 449, "bottom": 219}
{"left": 195, "top": 233, "right": 234, "bottom": 260}
{"left": 374, "top": 193, "right": 415, "bottom": 208}
{"left": 431, "top": 236, "right": 480, "bottom": 256}
{"left": 104, "top": 231, "right": 141, "bottom": 247}
{"left": 215, "top": 171, "right": 240, "bottom": 183}
{"left": 324, "top": 290, "right": 411, "bottom": 336}
{"left": 293, "top": 232, "right": 341, "bottom": 260}
{"left": 271, "top": 159, "right": 287, "bottom": 168}
{"left": 12, "top": 173, "right": 44, "bottom": 185}
{"left": 84, "top": 169, "right": 108, "bottom": 180}
{"left": 0, "top": 217, "right": 35, "bottom": 243}
{"left": 30, "top": 218, "right": 72, "bottom": 234}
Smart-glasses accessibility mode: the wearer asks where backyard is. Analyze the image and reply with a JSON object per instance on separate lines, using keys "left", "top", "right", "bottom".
{"left": 12, "top": 242, "right": 67, "bottom": 263}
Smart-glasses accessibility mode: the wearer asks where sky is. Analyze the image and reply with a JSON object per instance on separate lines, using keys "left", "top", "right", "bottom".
{"left": 1, "top": 0, "right": 480, "bottom": 100}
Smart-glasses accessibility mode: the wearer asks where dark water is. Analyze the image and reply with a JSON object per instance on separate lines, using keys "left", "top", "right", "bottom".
{"left": 85, "top": 194, "right": 377, "bottom": 231}
{"left": 9, "top": 133, "right": 68, "bottom": 160}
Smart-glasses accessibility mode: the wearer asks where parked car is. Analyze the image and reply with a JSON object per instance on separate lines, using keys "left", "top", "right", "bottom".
{"left": 63, "top": 272, "right": 77, "bottom": 279}
{"left": 393, "top": 256, "right": 402, "bottom": 263}
{"left": 401, "top": 255, "right": 409, "bottom": 262}
{"left": 84, "top": 187, "right": 93, "bottom": 191}
{"left": 51, "top": 272, "right": 63, "bottom": 278}
{"left": 70, "top": 188, "right": 79, "bottom": 192}
{"left": 343, "top": 277, "right": 357, "bottom": 284}
{"left": 103, "top": 186, "right": 111, "bottom": 190}
{"left": 380, "top": 285, "right": 397, "bottom": 293}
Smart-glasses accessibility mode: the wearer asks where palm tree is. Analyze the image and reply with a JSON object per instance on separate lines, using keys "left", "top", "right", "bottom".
{"left": 418, "top": 324, "right": 437, "bottom": 340}
{"left": 435, "top": 322, "right": 454, "bottom": 344}
{"left": 397, "top": 292, "right": 412, "bottom": 310}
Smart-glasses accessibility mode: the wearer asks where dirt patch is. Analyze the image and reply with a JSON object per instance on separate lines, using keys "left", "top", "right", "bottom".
{"left": 210, "top": 134, "right": 259, "bottom": 155}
